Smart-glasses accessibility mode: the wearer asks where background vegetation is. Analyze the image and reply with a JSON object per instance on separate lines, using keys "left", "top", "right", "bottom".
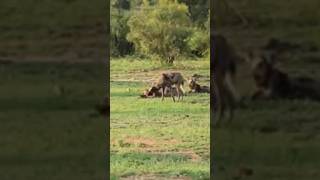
{"left": 111, "top": 0, "right": 209, "bottom": 63}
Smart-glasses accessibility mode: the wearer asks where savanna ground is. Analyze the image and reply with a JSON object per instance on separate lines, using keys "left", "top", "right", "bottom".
{"left": 110, "top": 58, "right": 210, "bottom": 179}
{"left": 213, "top": 0, "right": 320, "bottom": 179}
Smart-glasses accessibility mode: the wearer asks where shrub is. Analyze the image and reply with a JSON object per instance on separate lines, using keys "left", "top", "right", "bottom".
{"left": 127, "top": 0, "right": 192, "bottom": 64}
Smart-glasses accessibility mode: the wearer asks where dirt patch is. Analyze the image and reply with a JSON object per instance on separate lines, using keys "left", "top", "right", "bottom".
{"left": 123, "top": 136, "right": 158, "bottom": 148}
{"left": 111, "top": 70, "right": 168, "bottom": 84}
{"left": 120, "top": 136, "right": 180, "bottom": 149}
{"left": 112, "top": 136, "right": 202, "bottom": 162}
{"left": 176, "top": 151, "right": 202, "bottom": 162}
{"left": 120, "top": 174, "right": 192, "bottom": 180}
{"left": 112, "top": 70, "right": 207, "bottom": 84}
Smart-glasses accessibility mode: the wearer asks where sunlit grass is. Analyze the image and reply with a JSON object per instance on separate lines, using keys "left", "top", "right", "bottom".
{"left": 110, "top": 59, "right": 210, "bottom": 179}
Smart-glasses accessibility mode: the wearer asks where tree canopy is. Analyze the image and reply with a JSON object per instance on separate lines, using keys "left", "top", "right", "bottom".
{"left": 111, "top": 0, "right": 210, "bottom": 63}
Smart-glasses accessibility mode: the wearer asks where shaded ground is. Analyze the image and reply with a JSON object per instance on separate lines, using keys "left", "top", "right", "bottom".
{"left": 0, "top": 0, "right": 107, "bottom": 62}
{"left": 0, "top": 62, "right": 107, "bottom": 180}
{"left": 213, "top": 0, "right": 320, "bottom": 179}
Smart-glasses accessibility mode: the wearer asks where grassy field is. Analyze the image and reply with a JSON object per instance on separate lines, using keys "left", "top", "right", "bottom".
{"left": 110, "top": 58, "right": 210, "bottom": 179}
{"left": 0, "top": 62, "right": 107, "bottom": 180}
{"left": 213, "top": 0, "right": 320, "bottom": 179}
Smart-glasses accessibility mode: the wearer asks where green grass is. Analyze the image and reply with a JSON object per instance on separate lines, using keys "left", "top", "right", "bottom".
{"left": 213, "top": 99, "right": 320, "bottom": 179}
{"left": 110, "top": 58, "right": 210, "bottom": 179}
{"left": 0, "top": 62, "right": 107, "bottom": 180}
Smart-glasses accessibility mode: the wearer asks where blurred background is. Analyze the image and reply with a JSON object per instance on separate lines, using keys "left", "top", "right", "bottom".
{"left": 0, "top": 0, "right": 108, "bottom": 179}
{"left": 212, "top": 0, "right": 320, "bottom": 179}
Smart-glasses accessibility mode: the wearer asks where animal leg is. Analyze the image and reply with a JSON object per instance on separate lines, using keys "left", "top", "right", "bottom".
{"left": 179, "top": 85, "right": 184, "bottom": 100}
{"left": 225, "top": 73, "right": 240, "bottom": 102}
{"left": 225, "top": 86, "right": 236, "bottom": 122}
{"left": 161, "top": 87, "right": 165, "bottom": 101}
{"left": 176, "top": 86, "right": 180, "bottom": 101}
{"left": 171, "top": 87, "right": 176, "bottom": 102}
{"left": 213, "top": 83, "right": 224, "bottom": 126}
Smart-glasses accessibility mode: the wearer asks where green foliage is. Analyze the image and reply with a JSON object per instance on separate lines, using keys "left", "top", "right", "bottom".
{"left": 178, "top": 0, "right": 209, "bottom": 25}
{"left": 111, "top": 0, "right": 134, "bottom": 56}
{"left": 187, "top": 27, "right": 209, "bottom": 57}
{"left": 127, "top": 0, "right": 193, "bottom": 63}
{"left": 112, "top": 0, "right": 131, "bottom": 9}
{"left": 110, "top": 0, "right": 210, "bottom": 60}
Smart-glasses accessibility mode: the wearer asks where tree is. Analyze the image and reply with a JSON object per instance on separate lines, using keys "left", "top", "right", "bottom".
{"left": 212, "top": 0, "right": 248, "bottom": 26}
{"left": 127, "top": 0, "right": 192, "bottom": 64}
{"left": 178, "top": 0, "right": 209, "bottom": 26}
{"left": 186, "top": 9, "right": 209, "bottom": 57}
{"left": 187, "top": 27, "right": 209, "bottom": 57}
{"left": 111, "top": 0, "right": 134, "bottom": 56}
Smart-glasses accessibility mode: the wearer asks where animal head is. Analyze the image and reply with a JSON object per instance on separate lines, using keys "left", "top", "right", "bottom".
{"left": 188, "top": 77, "right": 198, "bottom": 89}
{"left": 247, "top": 50, "right": 276, "bottom": 86}
{"left": 162, "top": 73, "right": 171, "bottom": 80}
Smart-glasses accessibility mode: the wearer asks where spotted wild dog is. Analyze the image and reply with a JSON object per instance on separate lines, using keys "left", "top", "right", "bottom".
{"left": 211, "top": 34, "right": 242, "bottom": 125}
{"left": 248, "top": 51, "right": 320, "bottom": 101}
{"left": 188, "top": 76, "right": 210, "bottom": 93}
{"left": 155, "top": 72, "right": 185, "bottom": 102}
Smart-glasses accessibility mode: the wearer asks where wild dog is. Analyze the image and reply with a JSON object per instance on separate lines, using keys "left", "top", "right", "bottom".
{"left": 188, "top": 77, "right": 210, "bottom": 93}
{"left": 211, "top": 34, "right": 242, "bottom": 125}
{"left": 248, "top": 51, "right": 320, "bottom": 101}
{"left": 155, "top": 72, "right": 185, "bottom": 102}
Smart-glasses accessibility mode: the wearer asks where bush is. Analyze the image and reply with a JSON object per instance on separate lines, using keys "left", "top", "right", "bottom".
{"left": 127, "top": 0, "right": 192, "bottom": 64}
{"left": 187, "top": 28, "right": 209, "bottom": 57}
{"left": 111, "top": 0, "right": 134, "bottom": 57}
